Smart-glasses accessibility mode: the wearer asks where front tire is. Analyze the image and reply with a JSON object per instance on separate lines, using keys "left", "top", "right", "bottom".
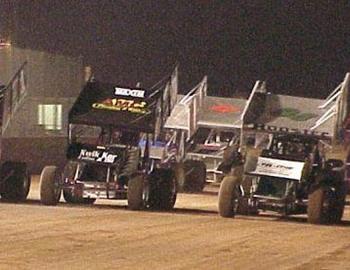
{"left": 158, "top": 170, "right": 177, "bottom": 210}
{"left": 307, "top": 186, "right": 332, "bottom": 224}
{"left": 218, "top": 176, "right": 241, "bottom": 217}
{"left": 144, "top": 169, "right": 177, "bottom": 210}
{"left": 40, "top": 166, "right": 61, "bottom": 206}
{"left": 127, "top": 175, "right": 144, "bottom": 210}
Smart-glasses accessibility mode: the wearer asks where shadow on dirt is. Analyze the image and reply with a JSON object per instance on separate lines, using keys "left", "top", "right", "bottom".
{"left": 235, "top": 213, "right": 350, "bottom": 227}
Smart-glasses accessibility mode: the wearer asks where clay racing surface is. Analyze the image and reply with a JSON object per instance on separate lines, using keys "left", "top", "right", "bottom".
{"left": 1, "top": 177, "right": 350, "bottom": 270}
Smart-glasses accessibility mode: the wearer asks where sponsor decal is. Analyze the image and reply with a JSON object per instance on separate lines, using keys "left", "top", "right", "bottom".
{"left": 78, "top": 149, "right": 118, "bottom": 163}
{"left": 252, "top": 157, "right": 305, "bottom": 180}
{"left": 114, "top": 87, "right": 145, "bottom": 98}
{"left": 93, "top": 98, "right": 148, "bottom": 114}
{"left": 210, "top": 104, "right": 241, "bottom": 113}
{"left": 278, "top": 108, "right": 317, "bottom": 122}
{"left": 250, "top": 123, "right": 329, "bottom": 137}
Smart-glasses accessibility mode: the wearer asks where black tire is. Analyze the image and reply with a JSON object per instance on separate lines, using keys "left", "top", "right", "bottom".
{"left": 158, "top": 170, "right": 177, "bottom": 210}
{"left": 127, "top": 175, "right": 144, "bottom": 210}
{"left": 0, "top": 162, "right": 31, "bottom": 202}
{"left": 307, "top": 186, "right": 332, "bottom": 224}
{"left": 40, "top": 166, "right": 61, "bottom": 206}
{"left": 142, "top": 174, "right": 158, "bottom": 209}
{"left": 218, "top": 176, "right": 241, "bottom": 217}
{"left": 143, "top": 169, "right": 177, "bottom": 210}
{"left": 122, "top": 148, "right": 140, "bottom": 176}
{"left": 328, "top": 181, "right": 346, "bottom": 224}
{"left": 182, "top": 160, "right": 206, "bottom": 193}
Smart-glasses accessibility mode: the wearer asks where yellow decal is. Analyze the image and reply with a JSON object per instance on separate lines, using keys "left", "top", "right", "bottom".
{"left": 92, "top": 98, "right": 148, "bottom": 114}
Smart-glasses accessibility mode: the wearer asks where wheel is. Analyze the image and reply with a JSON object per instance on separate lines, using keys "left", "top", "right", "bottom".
{"left": 121, "top": 148, "right": 140, "bottom": 176}
{"left": 307, "top": 186, "right": 333, "bottom": 224}
{"left": 158, "top": 170, "right": 177, "bottom": 210}
{"left": 142, "top": 173, "right": 159, "bottom": 210}
{"left": 40, "top": 166, "right": 61, "bottom": 205}
{"left": 182, "top": 160, "right": 206, "bottom": 193}
{"left": 127, "top": 175, "right": 144, "bottom": 210}
{"left": 143, "top": 169, "right": 177, "bottom": 210}
{"left": 328, "top": 188, "right": 346, "bottom": 224}
{"left": 0, "top": 162, "right": 31, "bottom": 202}
{"left": 218, "top": 176, "right": 241, "bottom": 217}
{"left": 328, "top": 180, "right": 346, "bottom": 224}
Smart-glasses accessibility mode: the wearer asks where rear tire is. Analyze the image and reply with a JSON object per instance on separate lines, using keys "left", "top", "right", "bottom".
{"left": 127, "top": 175, "right": 144, "bottom": 210}
{"left": 218, "top": 176, "right": 240, "bottom": 217}
{"left": 0, "top": 162, "right": 31, "bottom": 202}
{"left": 182, "top": 160, "right": 206, "bottom": 193}
{"left": 40, "top": 166, "right": 61, "bottom": 206}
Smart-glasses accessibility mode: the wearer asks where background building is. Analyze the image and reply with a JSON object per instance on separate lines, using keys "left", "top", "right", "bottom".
{"left": 0, "top": 45, "right": 84, "bottom": 173}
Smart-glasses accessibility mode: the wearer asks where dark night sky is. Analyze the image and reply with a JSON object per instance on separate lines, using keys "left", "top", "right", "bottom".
{"left": 1, "top": 0, "right": 349, "bottom": 98}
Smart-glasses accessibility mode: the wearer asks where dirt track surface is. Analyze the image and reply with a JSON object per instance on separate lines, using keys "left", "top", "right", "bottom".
{"left": 1, "top": 177, "right": 350, "bottom": 270}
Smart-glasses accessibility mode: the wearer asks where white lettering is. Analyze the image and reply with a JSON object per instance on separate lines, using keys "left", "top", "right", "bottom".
{"left": 252, "top": 157, "right": 305, "bottom": 180}
{"left": 114, "top": 87, "right": 145, "bottom": 98}
{"left": 78, "top": 149, "right": 118, "bottom": 163}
